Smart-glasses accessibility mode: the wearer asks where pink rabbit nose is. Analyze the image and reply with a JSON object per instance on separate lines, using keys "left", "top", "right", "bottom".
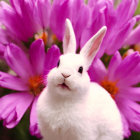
{"left": 61, "top": 73, "right": 71, "bottom": 78}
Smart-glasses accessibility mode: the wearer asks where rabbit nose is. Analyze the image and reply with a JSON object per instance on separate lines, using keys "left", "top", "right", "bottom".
{"left": 61, "top": 73, "right": 71, "bottom": 78}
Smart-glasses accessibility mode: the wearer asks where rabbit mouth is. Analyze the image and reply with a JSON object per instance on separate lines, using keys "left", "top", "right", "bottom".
{"left": 58, "top": 82, "right": 70, "bottom": 90}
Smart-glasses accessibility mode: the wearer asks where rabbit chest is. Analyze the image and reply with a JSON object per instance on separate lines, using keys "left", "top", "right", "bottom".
{"left": 38, "top": 97, "right": 98, "bottom": 140}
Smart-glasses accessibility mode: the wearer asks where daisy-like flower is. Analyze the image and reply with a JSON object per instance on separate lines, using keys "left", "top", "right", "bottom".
{"left": 0, "top": 0, "right": 89, "bottom": 50}
{"left": 81, "top": 0, "right": 140, "bottom": 58}
{"left": 0, "top": 39, "right": 60, "bottom": 137}
{"left": 88, "top": 51, "right": 140, "bottom": 137}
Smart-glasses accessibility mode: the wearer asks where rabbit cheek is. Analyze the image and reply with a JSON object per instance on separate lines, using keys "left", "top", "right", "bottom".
{"left": 47, "top": 68, "right": 62, "bottom": 86}
{"left": 65, "top": 79, "right": 76, "bottom": 90}
{"left": 65, "top": 76, "right": 80, "bottom": 92}
{"left": 55, "top": 74, "right": 64, "bottom": 85}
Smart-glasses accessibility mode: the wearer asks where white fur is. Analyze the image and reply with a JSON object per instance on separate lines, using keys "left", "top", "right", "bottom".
{"left": 63, "top": 19, "right": 76, "bottom": 54}
{"left": 37, "top": 19, "right": 123, "bottom": 140}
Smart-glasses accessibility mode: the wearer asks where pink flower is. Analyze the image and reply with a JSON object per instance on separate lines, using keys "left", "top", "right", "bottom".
{"left": 81, "top": 0, "right": 140, "bottom": 58}
{"left": 0, "top": 39, "right": 60, "bottom": 137}
{"left": 0, "top": 0, "right": 89, "bottom": 49}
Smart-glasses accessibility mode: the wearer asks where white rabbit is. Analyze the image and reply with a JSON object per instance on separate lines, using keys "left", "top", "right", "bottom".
{"left": 37, "top": 19, "right": 123, "bottom": 140}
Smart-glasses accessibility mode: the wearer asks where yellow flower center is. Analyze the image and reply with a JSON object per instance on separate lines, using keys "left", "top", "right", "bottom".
{"left": 134, "top": 44, "right": 140, "bottom": 53}
{"left": 34, "top": 31, "right": 59, "bottom": 46}
{"left": 28, "top": 75, "right": 45, "bottom": 96}
{"left": 35, "top": 31, "right": 48, "bottom": 45}
{"left": 51, "top": 34, "right": 58, "bottom": 44}
{"left": 100, "top": 80, "right": 118, "bottom": 99}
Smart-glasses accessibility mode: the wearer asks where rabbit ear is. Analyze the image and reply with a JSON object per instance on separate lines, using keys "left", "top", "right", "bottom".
{"left": 63, "top": 19, "right": 76, "bottom": 54}
{"left": 80, "top": 26, "right": 107, "bottom": 68}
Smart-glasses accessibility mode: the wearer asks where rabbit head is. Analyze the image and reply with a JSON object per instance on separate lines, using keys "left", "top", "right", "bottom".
{"left": 47, "top": 19, "right": 107, "bottom": 99}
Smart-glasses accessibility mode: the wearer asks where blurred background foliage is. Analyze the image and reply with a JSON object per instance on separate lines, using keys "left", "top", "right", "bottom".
{"left": 0, "top": 0, "right": 140, "bottom": 140}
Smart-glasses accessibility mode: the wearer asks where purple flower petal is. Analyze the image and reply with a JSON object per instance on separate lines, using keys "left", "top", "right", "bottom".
{"left": 4, "top": 43, "right": 33, "bottom": 80}
{"left": 135, "top": 15, "right": 140, "bottom": 22}
{"left": 3, "top": 109, "right": 17, "bottom": 126}
{"left": 116, "top": 98, "right": 140, "bottom": 133}
{"left": 116, "top": 0, "right": 138, "bottom": 24}
{"left": 128, "top": 103, "right": 140, "bottom": 131}
{"left": 107, "top": 51, "right": 122, "bottom": 81}
{"left": 114, "top": 52, "right": 140, "bottom": 81}
{"left": 9, "top": 0, "right": 40, "bottom": 39}
{"left": 87, "top": 0, "right": 99, "bottom": 7}
{"left": 50, "top": 0, "right": 71, "bottom": 40}
{"left": 105, "top": 18, "right": 136, "bottom": 54}
{"left": 124, "top": 25, "right": 140, "bottom": 45}
{"left": 0, "top": 71, "right": 28, "bottom": 91}
{"left": 0, "top": 28, "right": 8, "bottom": 45}
{"left": 0, "top": 25, "right": 23, "bottom": 46}
{"left": 125, "top": 100, "right": 140, "bottom": 131}
{"left": 35, "top": 0, "right": 51, "bottom": 28}
{"left": 0, "top": 44, "right": 5, "bottom": 59}
{"left": 44, "top": 45, "right": 60, "bottom": 75}
{"left": 0, "top": 0, "right": 40, "bottom": 41}
{"left": 69, "top": 0, "right": 84, "bottom": 24}
{"left": 118, "top": 87, "right": 140, "bottom": 101}
{"left": 0, "top": 92, "right": 34, "bottom": 128}
{"left": 88, "top": 59, "right": 107, "bottom": 83}
{"left": 117, "top": 63, "right": 140, "bottom": 87}
{"left": 30, "top": 39, "right": 45, "bottom": 75}
{"left": 0, "top": 1, "right": 28, "bottom": 41}
{"left": 30, "top": 96, "right": 41, "bottom": 138}
{"left": 73, "top": 4, "right": 90, "bottom": 47}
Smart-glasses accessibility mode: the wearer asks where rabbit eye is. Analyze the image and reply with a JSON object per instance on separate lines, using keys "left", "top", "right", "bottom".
{"left": 57, "top": 60, "right": 60, "bottom": 67}
{"left": 78, "top": 66, "right": 83, "bottom": 74}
